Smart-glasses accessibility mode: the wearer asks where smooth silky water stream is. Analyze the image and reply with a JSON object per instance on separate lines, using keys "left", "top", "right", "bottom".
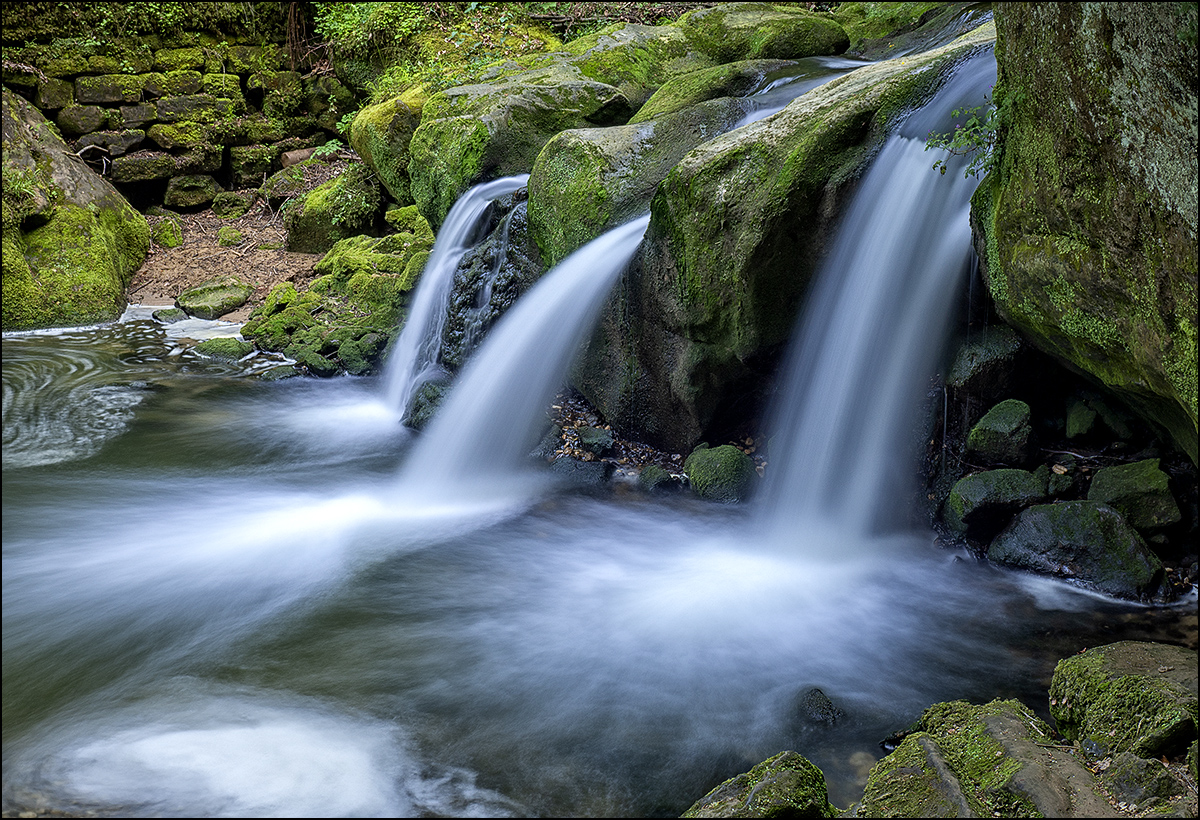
{"left": 4, "top": 53, "right": 1195, "bottom": 819}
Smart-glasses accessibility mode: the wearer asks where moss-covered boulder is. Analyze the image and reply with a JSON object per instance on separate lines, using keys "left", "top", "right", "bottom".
{"left": 2, "top": 87, "right": 149, "bottom": 331}
{"left": 965, "top": 398, "right": 1032, "bottom": 466}
{"left": 284, "top": 163, "right": 386, "bottom": 254}
{"left": 528, "top": 96, "right": 751, "bottom": 266}
{"left": 675, "top": 3, "right": 849, "bottom": 64}
{"left": 973, "top": 4, "right": 1198, "bottom": 463}
{"left": 1087, "top": 458, "right": 1182, "bottom": 533}
{"left": 407, "top": 63, "right": 635, "bottom": 227}
{"left": 858, "top": 699, "right": 1118, "bottom": 818}
{"left": 682, "top": 750, "right": 838, "bottom": 818}
{"left": 683, "top": 443, "right": 757, "bottom": 502}
{"left": 630, "top": 58, "right": 800, "bottom": 123}
{"left": 176, "top": 275, "right": 253, "bottom": 320}
{"left": 987, "top": 501, "right": 1166, "bottom": 601}
{"left": 349, "top": 88, "right": 426, "bottom": 206}
{"left": 574, "top": 22, "right": 996, "bottom": 451}
{"left": 193, "top": 337, "right": 253, "bottom": 361}
{"left": 211, "top": 190, "right": 256, "bottom": 219}
{"left": 1049, "top": 641, "right": 1198, "bottom": 760}
{"left": 943, "top": 468, "right": 1045, "bottom": 542}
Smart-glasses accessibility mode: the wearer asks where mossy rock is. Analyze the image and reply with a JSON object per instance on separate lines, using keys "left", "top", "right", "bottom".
{"left": 859, "top": 698, "right": 1117, "bottom": 818}
{"left": 110, "top": 150, "right": 176, "bottom": 182}
{"left": 217, "top": 226, "right": 243, "bottom": 246}
{"left": 56, "top": 105, "right": 106, "bottom": 136}
{"left": 684, "top": 444, "right": 757, "bottom": 502}
{"left": 349, "top": 89, "right": 425, "bottom": 206}
{"left": 630, "top": 58, "right": 800, "bottom": 123}
{"left": 637, "top": 464, "right": 681, "bottom": 493}
{"left": 676, "top": 3, "right": 850, "bottom": 64}
{"left": 284, "top": 164, "right": 385, "bottom": 254}
{"left": 574, "top": 23, "right": 997, "bottom": 451}
{"left": 163, "top": 174, "right": 220, "bottom": 209}
{"left": 576, "top": 426, "right": 614, "bottom": 455}
{"left": 945, "top": 325, "right": 1025, "bottom": 400}
{"left": 192, "top": 337, "right": 253, "bottom": 361}
{"left": 409, "top": 63, "right": 633, "bottom": 227}
{"left": 152, "top": 307, "right": 187, "bottom": 323}
{"left": 176, "top": 275, "right": 253, "bottom": 320}
{"left": 151, "top": 218, "right": 183, "bottom": 248}
{"left": 2, "top": 88, "right": 149, "bottom": 331}
{"left": 405, "top": 379, "right": 449, "bottom": 431}
{"left": 1049, "top": 641, "right": 1198, "bottom": 759}
{"left": 528, "top": 96, "right": 751, "bottom": 267}
{"left": 966, "top": 399, "right": 1032, "bottom": 466}
{"left": 943, "top": 468, "right": 1045, "bottom": 542}
{"left": 682, "top": 750, "right": 838, "bottom": 818}
{"left": 975, "top": 4, "right": 1198, "bottom": 463}
{"left": 988, "top": 501, "right": 1166, "bottom": 601}
{"left": 1086, "top": 458, "right": 1182, "bottom": 532}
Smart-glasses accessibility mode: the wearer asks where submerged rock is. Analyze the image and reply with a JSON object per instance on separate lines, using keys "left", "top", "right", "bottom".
{"left": 682, "top": 750, "right": 838, "bottom": 818}
{"left": 987, "top": 501, "right": 1166, "bottom": 601}
{"left": 1049, "top": 641, "right": 1198, "bottom": 760}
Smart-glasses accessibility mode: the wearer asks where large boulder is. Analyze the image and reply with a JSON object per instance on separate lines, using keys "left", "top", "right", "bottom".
{"left": 1049, "top": 641, "right": 1198, "bottom": 760}
{"left": 2, "top": 87, "right": 149, "bottom": 330}
{"left": 858, "top": 699, "right": 1121, "bottom": 818}
{"left": 987, "top": 501, "right": 1166, "bottom": 601}
{"left": 573, "top": 23, "right": 997, "bottom": 451}
{"left": 527, "top": 96, "right": 752, "bottom": 267}
{"left": 349, "top": 88, "right": 426, "bottom": 206}
{"left": 675, "top": 3, "right": 849, "bottom": 64}
{"left": 973, "top": 4, "right": 1198, "bottom": 463}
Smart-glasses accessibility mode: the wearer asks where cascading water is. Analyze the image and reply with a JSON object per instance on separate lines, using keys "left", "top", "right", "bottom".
{"left": 382, "top": 174, "right": 529, "bottom": 417}
{"left": 398, "top": 214, "right": 651, "bottom": 496}
{"left": 757, "top": 52, "right": 997, "bottom": 548}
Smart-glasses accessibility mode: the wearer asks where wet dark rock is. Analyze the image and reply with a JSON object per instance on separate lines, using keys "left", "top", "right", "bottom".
{"left": 796, "top": 687, "right": 844, "bottom": 726}
{"left": 966, "top": 398, "right": 1032, "bottom": 466}
{"left": 1100, "top": 751, "right": 1184, "bottom": 807}
{"left": 683, "top": 444, "right": 757, "bottom": 503}
{"left": 548, "top": 455, "right": 614, "bottom": 489}
{"left": 576, "top": 426, "right": 615, "bottom": 456}
{"left": 988, "top": 501, "right": 1166, "bottom": 601}
{"left": 151, "top": 307, "right": 188, "bottom": 323}
{"left": 1087, "top": 458, "right": 1182, "bottom": 533}
{"left": 943, "top": 468, "right": 1045, "bottom": 542}
{"left": 405, "top": 379, "right": 449, "bottom": 431}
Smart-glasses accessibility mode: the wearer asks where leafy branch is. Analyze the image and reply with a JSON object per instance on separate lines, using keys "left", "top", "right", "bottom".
{"left": 925, "top": 94, "right": 999, "bottom": 179}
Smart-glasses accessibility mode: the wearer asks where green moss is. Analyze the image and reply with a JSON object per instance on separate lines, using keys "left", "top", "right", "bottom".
{"left": 349, "top": 93, "right": 424, "bottom": 204}
{"left": 683, "top": 444, "right": 757, "bottom": 502}
{"left": 152, "top": 217, "right": 183, "bottom": 247}
{"left": 682, "top": 750, "right": 838, "bottom": 818}
{"left": 193, "top": 337, "right": 252, "bottom": 360}
{"left": 3, "top": 202, "right": 148, "bottom": 330}
{"left": 217, "top": 226, "right": 243, "bottom": 246}
{"left": 285, "top": 163, "right": 385, "bottom": 254}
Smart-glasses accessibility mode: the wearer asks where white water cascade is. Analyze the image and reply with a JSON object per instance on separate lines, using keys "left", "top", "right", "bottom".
{"left": 382, "top": 174, "right": 530, "bottom": 416}
{"left": 398, "top": 214, "right": 651, "bottom": 496}
{"left": 757, "top": 53, "right": 997, "bottom": 549}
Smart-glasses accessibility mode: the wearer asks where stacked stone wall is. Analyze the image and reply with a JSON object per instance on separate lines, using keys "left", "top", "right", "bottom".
{"left": 3, "top": 18, "right": 355, "bottom": 209}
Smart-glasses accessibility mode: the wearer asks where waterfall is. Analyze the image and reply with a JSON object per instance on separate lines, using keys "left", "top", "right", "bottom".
{"left": 757, "top": 53, "right": 997, "bottom": 549}
{"left": 398, "top": 215, "right": 651, "bottom": 496}
{"left": 383, "top": 175, "right": 530, "bottom": 416}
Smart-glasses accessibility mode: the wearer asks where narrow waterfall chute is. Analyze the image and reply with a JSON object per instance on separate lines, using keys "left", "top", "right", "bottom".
{"left": 383, "top": 175, "right": 530, "bottom": 417}
{"left": 398, "top": 214, "right": 651, "bottom": 497}
{"left": 756, "top": 53, "right": 998, "bottom": 550}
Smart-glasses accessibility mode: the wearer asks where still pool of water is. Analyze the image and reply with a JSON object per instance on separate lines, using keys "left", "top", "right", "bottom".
{"left": 3, "top": 313, "right": 1194, "bottom": 818}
